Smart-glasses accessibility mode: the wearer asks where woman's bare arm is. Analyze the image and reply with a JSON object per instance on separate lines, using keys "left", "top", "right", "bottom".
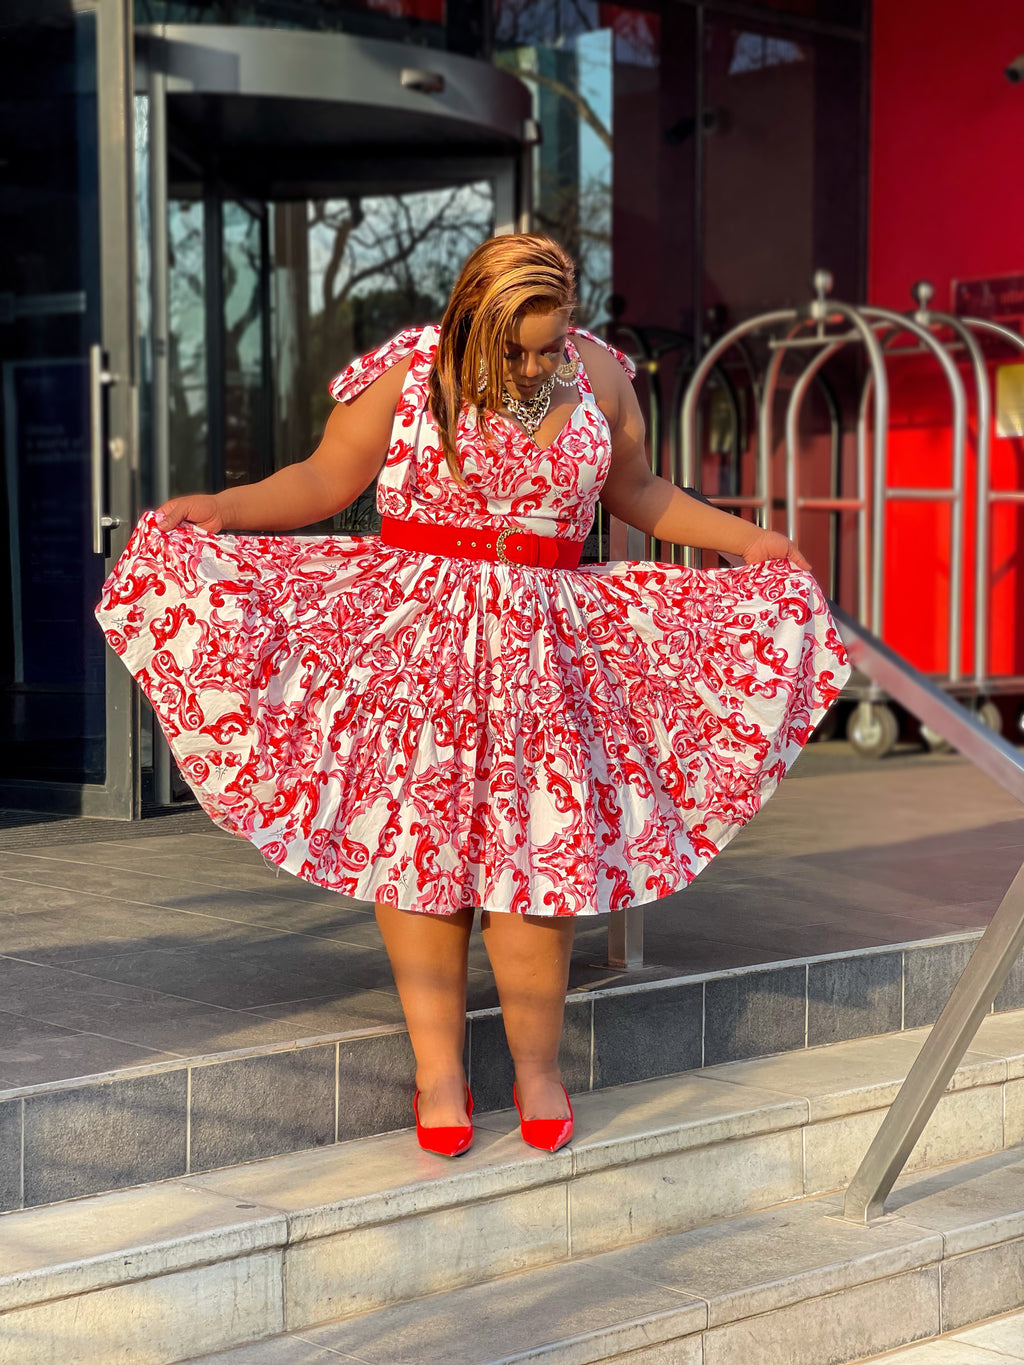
{"left": 155, "top": 357, "right": 412, "bottom": 532}
{"left": 580, "top": 338, "right": 809, "bottom": 568}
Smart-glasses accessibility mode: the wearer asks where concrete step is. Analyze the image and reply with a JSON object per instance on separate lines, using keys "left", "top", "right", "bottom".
{"left": 0, "top": 1009, "right": 1023, "bottom": 1364}
{"left": 5, "top": 927, "right": 1020, "bottom": 1213}
{"left": 178, "top": 1146, "right": 1024, "bottom": 1365}
{"left": 854, "top": 1308, "right": 1024, "bottom": 1363}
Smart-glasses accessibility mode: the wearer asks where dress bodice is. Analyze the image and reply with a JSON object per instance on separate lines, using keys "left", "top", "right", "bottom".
{"left": 329, "top": 325, "right": 636, "bottom": 542}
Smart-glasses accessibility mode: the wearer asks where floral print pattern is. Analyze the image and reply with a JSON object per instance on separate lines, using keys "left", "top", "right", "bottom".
{"left": 96, "top": 326, "right": 850, "bottom": 916}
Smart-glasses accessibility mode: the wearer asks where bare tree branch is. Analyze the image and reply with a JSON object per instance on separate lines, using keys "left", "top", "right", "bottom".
{"left": 516, "top": 67, "right": 612, "bottom": 151}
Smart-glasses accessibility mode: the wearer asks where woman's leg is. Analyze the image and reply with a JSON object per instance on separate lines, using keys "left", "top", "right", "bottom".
{"left": 480, "top": 912, "right": 575, "bottom": 1119}
{"left": 374, "top": 901, "right": 474, "bottom": 1127}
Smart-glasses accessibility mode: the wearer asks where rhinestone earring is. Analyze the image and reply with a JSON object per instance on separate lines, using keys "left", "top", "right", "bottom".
{"left": 554, "top": 355, "right": 580, "bottom": 387}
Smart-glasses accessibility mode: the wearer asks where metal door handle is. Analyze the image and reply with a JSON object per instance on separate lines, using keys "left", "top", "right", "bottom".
{"left": 90, "top": 342, "right": 121, "bottom": 553}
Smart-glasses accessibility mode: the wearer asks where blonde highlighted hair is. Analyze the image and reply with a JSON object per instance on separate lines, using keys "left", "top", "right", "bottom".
{"left": 428, "top": 234, "right": 578, "bottom": 483}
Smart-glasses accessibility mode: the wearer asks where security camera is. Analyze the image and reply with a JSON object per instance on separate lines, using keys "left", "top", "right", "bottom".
{"left": 1006, "top": 53, "right": 1024, "bottom": 83}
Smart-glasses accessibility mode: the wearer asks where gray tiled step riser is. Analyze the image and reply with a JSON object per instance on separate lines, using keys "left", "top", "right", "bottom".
{"left": 3, "top": 1019, "right": 1024, "bottom": 1365}
{"left": 2, "top": 930, "right": 1021, "bottom": 1212}
{"left": 4, "top": 1063, "right": 1023, "bottom": 1364}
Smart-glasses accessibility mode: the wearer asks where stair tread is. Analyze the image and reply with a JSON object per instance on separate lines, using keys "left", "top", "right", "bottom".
{"left": 184, "top": 1148, "right": 1024, "bottom": 1365}
{"left": 1, "top": 1010, "right": 1021, "bottom": 1298}
{"left": 1, "top": 1008, "right": 1022, "bottom": 1361}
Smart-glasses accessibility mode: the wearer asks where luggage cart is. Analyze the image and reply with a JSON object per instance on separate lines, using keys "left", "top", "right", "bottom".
{"left": 784, "top": 288, "right": 969, "bottom": 753}
{"left": 674, "top": 271, "right": 1013, "bottom": 757}
{"left": 899, "top": 285, "right": 1024, "bottom": 735}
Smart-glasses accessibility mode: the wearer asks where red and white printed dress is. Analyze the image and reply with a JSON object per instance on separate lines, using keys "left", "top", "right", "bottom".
{"left": 96, "top": 325, "right": 850, "bottom": 917}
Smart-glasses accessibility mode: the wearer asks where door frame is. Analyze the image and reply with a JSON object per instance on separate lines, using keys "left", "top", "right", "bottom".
{"left": 1, "top": 0, "right": 140, "bottom": 818}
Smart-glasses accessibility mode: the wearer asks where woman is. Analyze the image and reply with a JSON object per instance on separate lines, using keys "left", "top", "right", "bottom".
{"left": 96, "top": 234, "right": 849, "bottom": 1158}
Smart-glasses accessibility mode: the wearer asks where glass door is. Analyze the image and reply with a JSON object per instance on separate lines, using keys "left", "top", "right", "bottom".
{"left": 0, "top": 0, "right": 138, "bottom": 816}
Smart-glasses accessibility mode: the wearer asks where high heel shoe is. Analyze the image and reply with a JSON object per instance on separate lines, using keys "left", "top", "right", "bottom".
{"left": 513, "top": 1083, "right": 573, "bottom": 1153}
{"left": 413, "top": 1086, "right": 474, "bottom": 1157}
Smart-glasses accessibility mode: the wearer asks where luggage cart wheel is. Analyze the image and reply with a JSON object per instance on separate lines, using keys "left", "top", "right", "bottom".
{"left": 976, "top": 700, "right": 1002, "bottom": 734}
{"left": 846, "top": 701, "right": 899, "bottom": 758}
{"left": 919, "top": 722, "right": 951, "bottom": 753}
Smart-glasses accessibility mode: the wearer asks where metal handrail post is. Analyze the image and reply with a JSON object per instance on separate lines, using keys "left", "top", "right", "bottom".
{"left": 843, "top": 864, "right": 1024, "bottom": 1222}
{"left": 860, "top": 306, "right": 968, "bottom": 683}
{"left": 832, "top": 601, "right": 1024, "bottom": 1222}
{"left": 606, "top": 906, "right": 645, "bottom": 970}
{"left": 816, "top": 371, "right": 843, "bottom": 599}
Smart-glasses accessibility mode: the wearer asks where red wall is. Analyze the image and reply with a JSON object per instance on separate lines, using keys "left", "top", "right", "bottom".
{"left": 869, "top": 0, "right": 1024, "bottom": 311}
{"left": 869, "top": 0, "right": 1024, "bottom": 680}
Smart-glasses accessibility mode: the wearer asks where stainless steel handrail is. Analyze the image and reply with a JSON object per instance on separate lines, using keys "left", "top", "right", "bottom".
{"left": 834, "top": 600, "right": 1024, "bottom": 1222}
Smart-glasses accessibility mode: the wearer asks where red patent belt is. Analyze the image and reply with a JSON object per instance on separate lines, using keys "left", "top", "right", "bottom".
{"left": 380, "top": 517, "right": 583, "bottom": 570}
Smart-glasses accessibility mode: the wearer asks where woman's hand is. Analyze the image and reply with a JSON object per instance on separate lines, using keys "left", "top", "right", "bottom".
{"left": 153, "top": 494, "right": 224, "bottom": 534}
{"left": 742, "top": 528, "right": 811, "bottom": 572}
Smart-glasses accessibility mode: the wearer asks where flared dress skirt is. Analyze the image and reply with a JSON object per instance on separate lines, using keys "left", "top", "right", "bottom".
{"left": 95, "top": 327, "right": 851, "bottom": 917}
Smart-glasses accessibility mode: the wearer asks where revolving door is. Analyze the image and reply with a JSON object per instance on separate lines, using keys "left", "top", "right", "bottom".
{"left": 138, "top": 22, "right": 531, "bottom": 804}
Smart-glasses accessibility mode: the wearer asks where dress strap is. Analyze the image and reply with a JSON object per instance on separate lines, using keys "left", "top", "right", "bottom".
{"left": 328, "top": 325, "right": 436, "bottom": 403}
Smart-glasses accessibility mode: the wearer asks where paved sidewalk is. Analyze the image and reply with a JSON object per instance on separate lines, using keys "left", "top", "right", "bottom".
{"left": 861, "top": 1309, "right": 1024, "bottom": 1363}
{"left": 0, "top": 740, "right": 1021, "bottom": 1089}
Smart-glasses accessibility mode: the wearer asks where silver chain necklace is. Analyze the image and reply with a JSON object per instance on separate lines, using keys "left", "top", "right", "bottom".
{"left": 500, "top": 374, "right": 556, "bottom": 436}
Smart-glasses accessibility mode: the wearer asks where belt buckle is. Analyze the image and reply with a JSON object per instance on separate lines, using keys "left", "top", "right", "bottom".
{"left": 495, "top": 527, "right": 516, "bottom": 565}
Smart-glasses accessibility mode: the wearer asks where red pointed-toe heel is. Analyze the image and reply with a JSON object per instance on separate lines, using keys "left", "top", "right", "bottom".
{"left": 413, "top": 1086, "right": 474, "bottom": 1157}
{"left": 513, "top": 1084, "right": 574, "bottom": 1153}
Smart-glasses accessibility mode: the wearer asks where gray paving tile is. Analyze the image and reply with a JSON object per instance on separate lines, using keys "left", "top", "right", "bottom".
{"left": 581, "top": 1196, "right": 942, "bottom": 1326}
{"left": 703, "top": 964, "right": 806, "bottom": 1066}
{"left": 5, "top": 993, "right": 308, "bottom": 1056}
{"left": 953, "top": 1310, "right": 1024, "bottom": 1359}
{"left": 631, "top": 931, "right": 795, "bottom": 973}
{"left": 996, "top": 948, "right": 1024, "bottom": 1013}
{"left": 245, "top": 990, "right": 406, "bottom": 1032}
{"left": 0, "top": 887, "right": 262, "bottom": 963}
{"left": 302, "top": 1258, "right": 704, "bottom": 1365}
{"left": 593, "top": 980, "right": 701, "bottom": 1086}
{"left": 807, "top": 950, "right": 903, "bottom": 1046}
{"left": 467, "top": 1010, "right": 513, "bottom": 1115}
{"left": 23, "top": 1070, "right": 187, "bottom": 1205}
{"left": 0, "top": 1099, "right": 21, "bottom": 1211}
{"left": 0, "top": 1029, "right": 174, "bottom": 1089}
{"left": 904, "top": 939, "right": 978, "bottom": 1029}
{"left": 189, "top": 1046, "right": 336, "bottom": 1171}
{"left": 881, "top": 1149, "right": 1024, "bottom": 1254}
{"left": 0, "top": 956, "right": 167, "bottom": 1010}
{"left": 0, "top": 854, "right": 377, "bottom": 940}
{"left": 57, "top": 937, "right": 396, "bottom": 1011}
{"left": 0, "top": 1009, "right": 90, "bottom": 1049}
{"left": 4, "top": 842, "right": 343, "bottom": 905}
{"left": 185, "top": 1340, "right": 349, "bottom": 1365}
{"left": 336, "top": 1029, "right": 417, "bottom": 1141}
